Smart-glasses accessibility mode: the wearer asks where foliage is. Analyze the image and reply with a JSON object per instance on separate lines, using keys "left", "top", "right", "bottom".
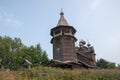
{"left": 0, "top": 66, "right": 120, "bottom": 80}
{"left": 117, "top": 64, "right": 120, "bottom": 69}
{"left": 97, "top": 58, "right": 116, "bottom": 69}
{"left": 0, "top": 36, "right": 49, "bottom": 70}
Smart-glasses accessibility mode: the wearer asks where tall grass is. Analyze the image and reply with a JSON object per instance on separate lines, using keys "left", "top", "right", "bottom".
{"left": 0, "top": 66, "right": 120, "bottom": 80}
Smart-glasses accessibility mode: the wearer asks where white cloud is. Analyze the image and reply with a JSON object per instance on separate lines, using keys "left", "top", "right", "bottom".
{"left": 102, "top": 35, "right": 120, "bottom": 64}
{"left": 3, "top": 17, "right": 22, "bottom": 26}
{"left": 91, "top": 0, "right": 102, "bottom": 10}
{"left": 107, "top": 35, "right": 120, "bottom": 47}
{"left": 0, "top": 9, "right": 22, "bottom": 27}
{"left": 106, "top": 35, "right": 120, "bottom": 54}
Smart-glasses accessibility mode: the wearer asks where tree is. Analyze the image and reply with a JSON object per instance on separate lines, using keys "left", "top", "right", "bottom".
{"left": 117, "top": 64, "right": 120, "bottom": 69}
{"left": 97, "top": 59, "right": 108, "bottom": 68}
{"left": 40, "top": 51, "right": 49, "bottom": 65}
{"left": 107, "top": 62, "right": 116, "bottom": 69}
{"left": 97, "top": 58, "right": 116, "bottom": 69}
{"left": 20, "top": 44, "right": 49, "bottom": 66}
{"left": 0, "top": 36, "right": 25, "bottom": 69}
{"left": 0, "top": 36, "right": 49, "bottom": 70}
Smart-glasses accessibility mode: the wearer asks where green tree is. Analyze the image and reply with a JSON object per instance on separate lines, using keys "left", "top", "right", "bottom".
{"left": 97, "top": 58, "right": 116, "bottom": 69}
{"left": 107, "top": 62, "right": 116, "bottom": 68}
{"left": 0, "top": 36, "right": 24, "bottom": 69}
{"left": 0, "top": 36, "right": 49, "bottom": 70}
{"left": 117, "top": 64, "right": 120, "bottom": 68}
{"left": 40, "top": 51, "right": 49, "bottom": 65}
{"left": 97, "top": 59, "right": 108, "bottom": 68}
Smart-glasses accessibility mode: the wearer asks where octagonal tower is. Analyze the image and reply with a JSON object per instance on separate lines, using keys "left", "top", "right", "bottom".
{"left": 50, "top": 11, "right": 77, "bottom": 62}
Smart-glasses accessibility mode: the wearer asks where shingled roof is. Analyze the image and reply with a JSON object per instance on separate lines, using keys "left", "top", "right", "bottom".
{"left": 57, "top": 11, "right": 69, "bottom": 26}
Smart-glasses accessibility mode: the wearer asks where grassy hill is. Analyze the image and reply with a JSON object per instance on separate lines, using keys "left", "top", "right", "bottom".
{"left": 0, "top": 66, "right": 120, "bottom": 80}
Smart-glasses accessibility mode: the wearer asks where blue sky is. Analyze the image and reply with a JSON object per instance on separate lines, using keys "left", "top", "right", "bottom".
{"left": 0, "top": 0, "right": 120, "bottom": 64}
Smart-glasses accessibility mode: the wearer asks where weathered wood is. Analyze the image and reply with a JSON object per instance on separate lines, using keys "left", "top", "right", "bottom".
{"left": 50, "top": 11, "right": 96, "bottom": 69}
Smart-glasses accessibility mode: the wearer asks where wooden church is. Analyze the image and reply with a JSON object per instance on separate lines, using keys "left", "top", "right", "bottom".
{"left": 49, "top": 11, "right": 96, "bottom": 69}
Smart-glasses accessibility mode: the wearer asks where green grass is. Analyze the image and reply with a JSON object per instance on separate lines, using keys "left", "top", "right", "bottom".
{"left": 0, "top": 66, "right": 120, "bottom": 80}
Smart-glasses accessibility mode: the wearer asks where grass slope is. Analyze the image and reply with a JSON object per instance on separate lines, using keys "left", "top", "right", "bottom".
{"left": 0, "top": 66, "right": 120, "bottom": 80}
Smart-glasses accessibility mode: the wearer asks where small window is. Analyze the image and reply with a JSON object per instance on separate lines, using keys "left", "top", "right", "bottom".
{"left": 55, "top": 30, "right": 60, "bottom": 34}
{"left": 62, "top": 29, "right": 69, "bottom": 33}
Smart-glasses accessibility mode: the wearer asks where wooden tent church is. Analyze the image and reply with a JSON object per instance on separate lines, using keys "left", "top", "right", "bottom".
{"left": 49, "top": 11, "right": 96, "bottom": 69}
